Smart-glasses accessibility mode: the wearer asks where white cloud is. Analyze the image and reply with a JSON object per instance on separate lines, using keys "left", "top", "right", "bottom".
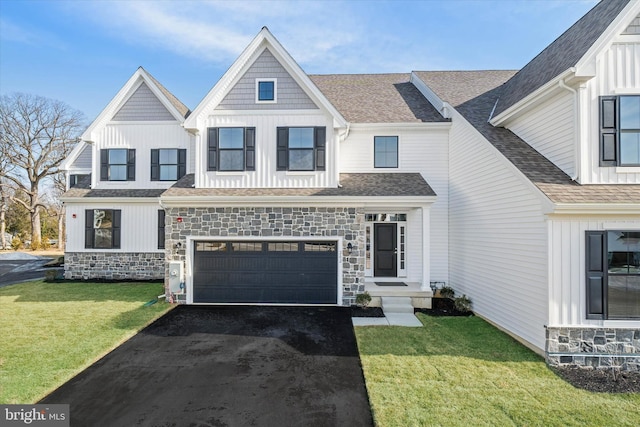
{"left": 0, "top": 18, "right": 66, "bottom": 49}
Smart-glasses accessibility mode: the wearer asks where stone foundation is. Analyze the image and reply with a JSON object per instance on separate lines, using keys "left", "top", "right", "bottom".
{"left": 165, "top": 206, "right": 366, "bottom": 305}
{"left": 546, "top": 327, "right": 640, "bottom": 371}
{"left": 65, "top": 252, "right": 165, "bottom": 281}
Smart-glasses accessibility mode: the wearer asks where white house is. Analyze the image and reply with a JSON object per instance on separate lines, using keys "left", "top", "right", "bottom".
{"left": 61, "top": 0, "right": 640, "bottom": 369}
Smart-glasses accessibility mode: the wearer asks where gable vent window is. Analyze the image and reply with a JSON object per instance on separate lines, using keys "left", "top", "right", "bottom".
{"left": 600, "top": 95, "right": 640, "bottom": 166}
{"left": 207, "top": 127, "right": 255, "bottom": 172}
{"left": 276, "top": 127, "right": 326, "bottom": 171}
{"left": 256, "top": 79, "right": 276, "bottom": 103}
{"left": 151, "top": 148, "right": 186, "bottom": 181}
{"left": 100, "top": 149, "right": 135, "bottom": 181}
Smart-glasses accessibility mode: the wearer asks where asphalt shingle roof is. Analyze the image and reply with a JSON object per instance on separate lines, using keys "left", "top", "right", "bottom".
{"left": 162, "top": 173, "right": 435, "bottom": 198}
{"left": 309, "top": 74, "right": 448, "bottom": 123}
{"left": 143, "top": 67, "right": 191, "bottom": 119}
{"left": 63, "top": 188, "right": 166, "bottom": 198}
{"left": 414, "top": 70, "right": 640, "bottom": 204}
{"left": 493, "top": 0, "right": 630, "bottom": 117}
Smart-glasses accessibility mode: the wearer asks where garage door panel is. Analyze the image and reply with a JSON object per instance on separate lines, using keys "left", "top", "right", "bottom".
{"left": 193, "top": 240, "right": 338, "bottom": 304}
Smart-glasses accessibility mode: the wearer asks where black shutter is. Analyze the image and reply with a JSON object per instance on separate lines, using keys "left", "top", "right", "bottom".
{"left": 600, "top": 96, "right": 617, "bottom": 166}
{"left": 208, "top": 128, "right": 218, "bottom": 171}
{"left": 112, "top": 210, "right": 121, "bottom": 249}
{"left": 277, "top": 127, "right": 288, "bottom": 170}
{"left": 245, "top": 128, "right": 256, "bottom": 171}
{"left": 85, "top": 210, "right": 94, "bottom": 249}
{"left": 315, "top": 127, "right": 326, "bottom": 171}
{"left": 158, "top": 210, "right": 166, "bottom": 250}
{"left": 586, "top": 231, "right": 607, "bottom": 319}
{"left": 127, "top": 149, "right": 136, "bottom": 181}
{"left": 100, "top": 150, "right": 108, "bottom": 181}
{"left": 178, "top": 149, "right": 187, "bottom": 179}
{"left": 150, "top": 149, "right": 160, "bottom": 181}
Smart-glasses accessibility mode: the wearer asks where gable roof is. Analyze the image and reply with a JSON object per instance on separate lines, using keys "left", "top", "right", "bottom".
{"left": 492, "top": 0, "right": 631, "bottom": 119}
{"left": 309, "top": 74, "right": 448, "bottom": 123}
{"left": 184, "top": 27, "right": 346, "bottom": 130}
{"left": 81, "top": 67, "right": 189, "bottom": 141}
{"left": 414, "top": 70, "right": 640, "bottom": 205}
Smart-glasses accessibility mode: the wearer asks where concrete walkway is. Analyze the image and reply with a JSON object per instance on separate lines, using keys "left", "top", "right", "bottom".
{"left": 352, "top": 313, "right": 423, "bottom": 327}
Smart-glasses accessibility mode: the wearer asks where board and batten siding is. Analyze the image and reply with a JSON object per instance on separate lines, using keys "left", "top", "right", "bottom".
{"left": 448, "top": 111, "right": 548, "bottom": 351}
{"left": 584, "top": 40, "right": 640, "bottom": 184}
{"left": 217, "top": 48, "right": 318, "bottom": 111}
{"left": 197, "top": 113, "right": 336, "bottom": 188}
{"left": 112, "top": 82, "right": 175, "bottom": 121}
{"left": 340, "top": 127, "right": 449, "bottom": 283}
{"left": 548, "top": 217, "right": 640, "bottom": 328}
{"left": 507, "top": 91, "right": 575, "bottom": 178}
{"left": 92, "top": 123, "right": 194, "bottom": 189}
{"left": 65, "top": 201, "right": 164, "bottom": 253}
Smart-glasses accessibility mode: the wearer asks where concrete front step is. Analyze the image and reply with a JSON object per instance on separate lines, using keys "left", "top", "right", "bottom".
{"left": 381, "top": 296, "right": 414, "bottom": 314}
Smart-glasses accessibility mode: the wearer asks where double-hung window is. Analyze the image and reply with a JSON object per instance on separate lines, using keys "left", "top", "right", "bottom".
{"left": 600, "top": 95, "right": 640, "bottom": 166}
{"left": 374, "top": 136, "right": 399, "bottom": 168}
{"left": 207, "top": 127, "right": 255, "bottom": 171}
{"left": 85, "top": 209, "right": 121, "bottom": 249}
{"left": 586, "top": 230, "right": 640, "bottom": 319}
{"left": 100, "top": 149, "right": 135, "bottom": 181}
{"left": 151, "top": 149, "right": 186, "bottom": 181}
{"left": 276, "top": 127, "right": 326, "bottom": 171}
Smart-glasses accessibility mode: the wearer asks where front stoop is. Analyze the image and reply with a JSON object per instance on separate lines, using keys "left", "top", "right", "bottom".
{"left": 381, "top": 296, "right": 423, "bottom": 327}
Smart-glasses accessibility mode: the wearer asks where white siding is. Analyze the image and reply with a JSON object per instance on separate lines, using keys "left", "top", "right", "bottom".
{"left": 65, "top": 201, "right": 163, "bottom": 253}
{"left": 584, "top": 41, "right": 640, "bottom": 183}
{"left": 507, "top": 91, "right": 576, "bottom": 177}
{"left": 340, "top": 127, "right": 449, "bottom": 283}
{"left": 92, "top": 123, "right": 194, "bottom": 189}
{"left": 198, "top": 113, "right": 337, "bottom": 188}
{"left": 548, "top": 216, "right": 640, "bottom": 328}
{"left": 448, "top": 111, "right": 548, "bottom": 351}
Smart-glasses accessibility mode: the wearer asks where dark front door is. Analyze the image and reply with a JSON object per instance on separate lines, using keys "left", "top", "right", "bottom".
{"left": 374, "top": 223, "right": 397, "bottom": 277}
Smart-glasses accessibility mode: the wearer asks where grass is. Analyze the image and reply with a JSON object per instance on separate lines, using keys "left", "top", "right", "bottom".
{"left": 356, "top": 313, "right": 640, "bottom": 427}
{"left": 0, "top": 280, "right": 171, "bottom": 404}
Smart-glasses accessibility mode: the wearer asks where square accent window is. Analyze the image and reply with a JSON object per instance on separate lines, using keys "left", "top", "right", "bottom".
{"left": 374, "top": 136, "right": 398, "bottom": 168}
{"left": 256, "top": 79, "right": 277, "bottom": 103}
{"left": 600, "top": 95, "right": 640, "bottom": 166}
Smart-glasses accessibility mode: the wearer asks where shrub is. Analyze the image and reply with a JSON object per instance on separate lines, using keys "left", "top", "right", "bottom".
{"left": 355, "top": 291, "right": 372, "bottom": 308}
{"left": 454, "top": 294, "right": 473, "bottom": 313}
{"left": 439, "top": 285, "right": 455, "bottom": 299}
{"left": 44, "top": 270, "right": 63, "bottom": 282}
{"left": 30, "top": 238, "right": 41, "bottom": 251}
{"left": 11, "top": 236, "right": 23, "bottom": 251}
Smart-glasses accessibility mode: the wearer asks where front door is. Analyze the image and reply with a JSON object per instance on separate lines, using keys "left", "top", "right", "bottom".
{"left": 374, "top": 223, "right": 397, "bottom": 277}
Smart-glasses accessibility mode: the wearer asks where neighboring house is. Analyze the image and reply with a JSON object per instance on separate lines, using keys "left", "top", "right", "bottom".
{"left": 61, "top": 0, "right": 640, "bottom": 369}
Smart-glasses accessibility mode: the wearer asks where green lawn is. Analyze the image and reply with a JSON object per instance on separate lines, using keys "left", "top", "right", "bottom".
{"left": 356, "top": 314, "right": 640, "bottom": 427}
{"left": 0, "top": 281, "right": 171, "bottom": 404}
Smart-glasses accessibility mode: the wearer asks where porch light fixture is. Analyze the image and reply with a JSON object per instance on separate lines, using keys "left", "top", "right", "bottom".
{"left": 347, "top": 242, "right": 353, "bottom": 254}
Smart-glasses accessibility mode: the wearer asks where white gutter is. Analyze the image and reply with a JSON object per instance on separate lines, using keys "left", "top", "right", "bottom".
{"left": 545, "top": 203, "right": 640, "bottom": 216}
{"left": 558, "top": 78, "right": 580, "bottom": 182}
{"left": 160, "top": 195, "right": 437, "bottom": 208}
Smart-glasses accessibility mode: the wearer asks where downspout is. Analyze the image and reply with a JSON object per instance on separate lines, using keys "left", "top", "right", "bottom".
{"left": 337, "top": 123, "right": 350, "bottom": 187}
{"left": 558, "top": 78, "right": 580, "bottom": 182}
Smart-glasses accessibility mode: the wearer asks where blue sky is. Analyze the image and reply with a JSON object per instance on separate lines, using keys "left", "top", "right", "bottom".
{"left": 1, "top": 0, "right": 598, "bottom": 122}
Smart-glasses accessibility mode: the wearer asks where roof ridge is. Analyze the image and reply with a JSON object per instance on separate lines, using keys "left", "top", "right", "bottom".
{"left": 141, "top": 67, "right": 191, "bottom": 119}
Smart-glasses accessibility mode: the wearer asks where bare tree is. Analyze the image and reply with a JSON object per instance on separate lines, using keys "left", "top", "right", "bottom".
{"left": 0, "top": 93, "right": 83, "bottom": 247}
{"left": 51, "top": 172, "right": 67, "bottom": 251}
{"left": 0, "top": 153, "right": 14, "bottom": 250}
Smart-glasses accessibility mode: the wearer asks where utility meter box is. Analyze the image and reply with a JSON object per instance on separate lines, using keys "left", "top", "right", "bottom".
{"left": 168, "top": 261, "right": 184, "bottom": 293}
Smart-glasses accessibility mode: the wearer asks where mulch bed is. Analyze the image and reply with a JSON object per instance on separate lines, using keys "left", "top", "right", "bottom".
{"left": 350, "top": 305, "right": 385, "bottom": 318}
{"left": 552, "top": 366, "right": 640, "bottom": 393}
{"left": 415, "top": 297, "right": 473, "bottom": 317}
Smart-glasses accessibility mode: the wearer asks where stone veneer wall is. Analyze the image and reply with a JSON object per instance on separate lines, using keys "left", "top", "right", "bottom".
{"left": 546, "top": 327, "right": 640, "bottom": 371}
{"left": 164, "top": 206, "right": 366, "bottom": 305}
{"left": 65, "top": 252, "right": 165, "bottom": 280}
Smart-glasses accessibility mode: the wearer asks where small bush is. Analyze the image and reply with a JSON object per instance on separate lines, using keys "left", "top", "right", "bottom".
{"left": 439, "top": 285, "right": 455, "bottom": 299}
{"left": 44, "top": 270, "right": 63, "bottom": 282}
{"left": 454, "top": 294, "right": 473, "bottom": 313}
{"left": 30, "top": 238, "right": 41, "bottom": 251}
{"left": 356, "top": 291, "right": 372, "bottom": 308}
{"left": 41, "top": 238, "right": 51, "bottom": 250}
{"left": 11, "top": 236, "right": 23, "bottom": 251}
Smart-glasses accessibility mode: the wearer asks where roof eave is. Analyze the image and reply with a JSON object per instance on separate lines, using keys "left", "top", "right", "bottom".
{"left": 160, "top": 194, "right": 436, "bottom": 207}
{"left": 546, "top": 202, "right": 640, "bottom": 216}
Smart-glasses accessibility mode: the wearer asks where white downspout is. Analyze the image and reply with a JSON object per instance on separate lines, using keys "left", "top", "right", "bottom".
{"left": 558, "top": 78, "right": 580, "bottom": 182}
{"left": 336, "top": 123, "right": 350, "bottom": 187}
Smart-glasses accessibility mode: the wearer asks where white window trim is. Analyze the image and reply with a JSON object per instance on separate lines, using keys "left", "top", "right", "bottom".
{"left": 255, "top": 78, "right": 277, "bottom": 104}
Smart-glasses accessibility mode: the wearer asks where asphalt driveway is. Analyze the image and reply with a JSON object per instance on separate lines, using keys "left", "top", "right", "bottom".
{"left": 40, "top": 305, "right": 373, "bottom": 427}
{"left": 0, "top": 253, "right": 62, "bottom": 287}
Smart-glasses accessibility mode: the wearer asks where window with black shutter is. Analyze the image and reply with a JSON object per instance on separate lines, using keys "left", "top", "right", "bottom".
{"left": 600, "top": 95, "right": 640, "bottom": 166}
{"left": 100, "top": 149, "right": 136, "bottom": 181}
{"left": 276, "top": 126, "right": 326, "bottom": 171}
{"left": 85, "top": 209, "right": 121, "bottom": 249}
{"left": 151, "top": 149, "right": 187, "bottom": 181}
{"left": 207, "top": 128, "right": 255, "bottom": 171}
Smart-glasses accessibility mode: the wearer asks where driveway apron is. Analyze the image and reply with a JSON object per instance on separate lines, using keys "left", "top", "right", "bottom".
{"left": 40, "top": 305, "right": 374, "bottom": 427}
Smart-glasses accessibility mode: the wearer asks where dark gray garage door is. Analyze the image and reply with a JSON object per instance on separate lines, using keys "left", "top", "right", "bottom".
{"left": 193, "top": 241, "right": 338, "bottom": 304}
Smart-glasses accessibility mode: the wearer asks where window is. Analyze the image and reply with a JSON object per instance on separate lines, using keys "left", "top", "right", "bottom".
{"left": 586, "top": 231, "right": 640, "bottom": 319}
{"left": 256, "top": 79, "right": 276, "bottom": 102}
{"left": 600, "top": 95, "right": 640, "bottom": 166}
{"left": 85, "top": 209, "right": 121, "bottom": 249}
{"left": 374, "top": 136, "right": 398, "bottom": 168}
{"left": 158, "top": 210, "right": 165, "bottom": 250}
{"left": 69, "top": 174, "right": 88, "bottom": 188}
{"left": 151, "top": 149, "right": 186, "bottom": 181}
{"left": 100, "top": 149, "right": 135, "bottom": 181}
{"left": 276, "top": 127, "right": 326, "bottom": 171}
{"left": 207, "top": 127, "right": 255, "bottom": 172}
